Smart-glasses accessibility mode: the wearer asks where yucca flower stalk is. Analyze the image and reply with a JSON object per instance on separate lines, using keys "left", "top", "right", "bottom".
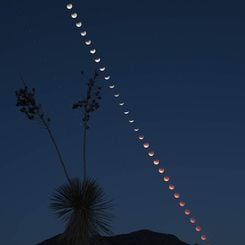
{"left": 15, "top": 84, "right": 72, "bottom": 186}
{"left": 72, "top": 72, "right": 102, "bottom": 180}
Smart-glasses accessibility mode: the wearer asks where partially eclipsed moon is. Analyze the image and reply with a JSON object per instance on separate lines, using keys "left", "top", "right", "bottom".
{"left": 134, "top": 128, "right": 139, "bottom": 132}
{"left": 80, "top": 31, "right": 87, "bottom": 37}
{"left": 143, "top": 143, "right": 150, "bottom": 148}
{"left": 169, "top": 184, "right": 175, "bottom": 190}
{"left": 190, "top": 218, "right": 196, "bottom": 224}
{"left": 114, "top": 94, "right": 120, "bottom": 97}
{"left": 138, "top": 135, "right": 144, "bottom": 140}
{"left": 153, "top": 159, "right": 159, "bottom": 165}
{"left": 90, "top": 49, "right": 96, "bottom": 54}
{"left": 104, "top": 76, "right": 110, "bottom": 80}
{"left": 71, "top": 13, "right": 77, "bottom": 18}
{"left": 119, "top": 102, "right": 124, "bottom": 106}
{"left": 76, "top": 22, "right": 82, "bottom": 27}
{"left": 124, "top": 111, "right": 129, "bottom": 115}
{"left": 158, "top": 168, "right": 165, "bottom": 174}
{"left": 179, "top": 201, "right": 186, "bottom": 207}
{"left": 174, "top": 193, "right": 180, "bottom": 199}
{"left": 95, "top": 58, "right": 101, "bottom": 63}
{"left": 129, "top": 120, "right": 134, "bottom": 123}
{"left": 85, "top": 40, "right": 92, "bottom": 45}
{"left": 109, "top": 85, "right": 115, "bottom": 89}
{"left": 99, "top": 67, "right": 106, "bottom": 72}
{"left": 66, "top": 4, "right": 73, "bottom": 9}
{"left": 163, "top": 176, "right": 170, "bottom": 182}
{"left": 201, "top": 235, "right": 207, "bottom": 241}
{"left": 148, "top": 151, "right": 155, "bottom": 157}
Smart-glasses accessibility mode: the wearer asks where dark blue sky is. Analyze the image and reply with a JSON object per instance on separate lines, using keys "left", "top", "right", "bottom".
{"left": 1, "top": 0, "right": 245, "bottom": 244}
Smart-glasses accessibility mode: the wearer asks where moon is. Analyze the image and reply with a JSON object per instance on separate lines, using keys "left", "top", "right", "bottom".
{"left": 95, "top": 58, "right": 101, "bottom": 63}
{"left": 134, "top": 128, "right": 139, "bottom": 132}
{"left": 174, "top": 193, "right": 180, "bottom": 199}
{"left": 114, "top": 94, "right": 120, "bottom": 97}
{"left": 66, "top": 3, "right": 73, "bottom": 9}
{"left": 99, "top": 67, "right": 106, "bottom": 72}
{"left": 179, "top": 201, "right": 186, "bottom": 207}
{"left": 169, "top": 184, "right": 175, "bottom": 190}
{"left": 119, "top": 102, "right": 124, "bottom": 106}
{"left": 76, "top": 22, "right": 82, "bottom": 27}
{"left": 80, "top": 31, "right": 87, "bottom": 37}
{"left": 148, "top": 151, "right": 155, "bottom": 157}
{"left": 190, "top": 218, "right": 196, "bottom": 224}
{"left": 85, "top": 40, "right": 92, "bottom": 45}
{"left": 201, "top": 235, "right": 207, "bottom": 241}
{"left": 71, "top": 13, "right": 77, "bottom": 18}
{"left": 104, "top": 75, "right": 110, "bottom": 80}
{"left": 124, "top": 111, "right": 129, "bottom": 114}
{"left": 158, "top": 168, "right": 165, "bottom": 174}
{"left": 143, "top": 143, "right": 150, "bottom": 148}
{"left": 90, "top": 49, "right": 96, "bottom": 54}
{"left": 163, "top": 176, "right": 170, "bottom": 182}
{"left": 195, "top": 226, "right": 202, "bottom": 232}
{"left": 129, "top": 120, "right": 134, "bottom": 123}
{"left": 184, "top": 209, "right": 191, "bottom": 215}
{"left": 153, "top": 159, "right": 159, "bottom": 165}
{"left": 138, "top": 135, "right": 144, "bottom": 140}
{"left": 109, "top": 85, "right": 115, "bottom": 89}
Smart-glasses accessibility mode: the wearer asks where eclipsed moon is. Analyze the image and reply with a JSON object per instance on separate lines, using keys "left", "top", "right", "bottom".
{"left": 66, "top": 4, "right": 72, "bottom": 9}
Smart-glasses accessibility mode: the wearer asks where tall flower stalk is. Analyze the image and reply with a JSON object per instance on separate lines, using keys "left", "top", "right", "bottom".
{"left": 72, "top": 72, "right": 102, "bottom": 180}
{"left": 15, "top": 85, "right": 72, "bottom": 186}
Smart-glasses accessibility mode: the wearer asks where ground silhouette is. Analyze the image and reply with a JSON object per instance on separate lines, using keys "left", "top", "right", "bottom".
{"left": 37, "top": 229, "right": 190, "bottom": 245}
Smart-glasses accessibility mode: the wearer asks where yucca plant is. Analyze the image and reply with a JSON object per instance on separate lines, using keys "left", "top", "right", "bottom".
{"left": 50, "top": 178, "right": 113, "bottom": 245}
{"left": 16, "top": 73, "right": 112, "bottom": 245}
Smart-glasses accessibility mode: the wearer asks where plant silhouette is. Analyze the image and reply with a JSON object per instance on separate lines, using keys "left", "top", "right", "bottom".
{"left": 15, "top": 73, "right": 112, "bottom": 245}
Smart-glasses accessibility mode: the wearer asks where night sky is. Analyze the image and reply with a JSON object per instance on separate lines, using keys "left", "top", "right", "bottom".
{"left": 1, "top": 1, "right": 245, "bottom": 244}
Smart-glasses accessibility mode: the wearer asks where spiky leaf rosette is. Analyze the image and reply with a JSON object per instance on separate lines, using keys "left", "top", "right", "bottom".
{"left": 50, "top": 178, "right": 113, "bottom": 245}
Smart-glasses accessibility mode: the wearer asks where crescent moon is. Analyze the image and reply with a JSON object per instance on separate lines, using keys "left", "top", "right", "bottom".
{"left": 114, "top": 94, "right": 120, "bottom": 97}
{"left": 119, "top": 102, "right": 124, "bottom": 106}
{"left": 90, "top": 49, "right": 96, "bottom": 54}
{"left": 76, "top": 22, "right": 82, "bottom": 27}
{"left": 124, "top": 111, "right": 129, "bottom": 114}
{"left": 99, "top": 67, "right": 106, "bottom": 72}
{"left": 129, "top": 120, "right": 134, "bottom": 123}
{"left": 95, "top": 58, "right": 101, "bottom": 63}
{"left": 184, "top": 209, "right": 191, "bottom": 215}
{"left": 71, "top": 13, "right": 77, "bottom": 18}
{"left": 104, "top": 76, "right": 110, "bottom": 80}
{"left": 66, "top": 4, "right": 73, "bottom": 9}
{"left": 138, "top": 135, "right": 144, "bottom": 140}
{"left": 148, "top": 151, "right": 155, "bottom": 157}
{"left": 109, "top": 85, "right": 115, "bottom": 89}
{"left": 80, "top": 31, "right": 87, "bottom": 37}
{"left": 85, "top": 40, "right": 91, "bottom": 45}
{"left": 134, "top": 128, "right": 139, "bottom": 132}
